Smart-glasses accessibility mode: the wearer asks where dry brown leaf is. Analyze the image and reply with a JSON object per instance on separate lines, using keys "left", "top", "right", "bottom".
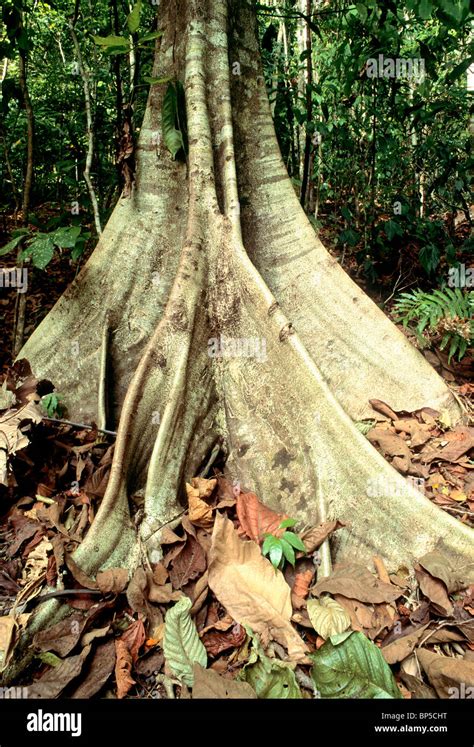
{"left": 28, "top": 645, "right": 92, "bottom": 698}
{"left": 70, "top": 639, "right": 116, "bottom": 699}
{"left": 292, "top": 569, "right": 314, "bottom": 601}
{"left": 115, "top": 638, "right": 135, "bottom": 699}
{"left": 152, "top": 562, "right": 169, "bottom": 586}
{"left": 418, "top": 551, "right": 472, "bottom": 593}
{"left": 65, "top": 554, "right": 99, "bottom": 590}
{"left": 381, "top": 624, "right": 430, "bottom": 665}
{"left": 208, "top": 513, "right": 308, "bottom": 662}
{"left": 148, "top": 582, "right": 182, "bottom": 604}
{"left": 312, "top": 564, "right": 402, "bottom": 604}
{"left": 96, "top": 567, "right": 129, "bottom": 594}
{"left": 186, "top": 478, "right": 217, "bottom": 528}
{"left": 0, "top": 402, "right": 42, "bottom": 486}
{"left": 415, "top": 565, "right": 453, "bottom": 616}
{"left": 301, "top": 521, "right": 345, "bottom": 553}
{"left": 236, "top": 492, "right": 288, "bottom": 543}
{"left": 417, "top": 648, "right": 474, "bottom": 699}
{"left": 369, "top": 399, "right": 398, "bottom": 421}
{"left": 192, "top": 663, "right": 257, "bottom": 699}
{"left": 0, "top": 615, "right": 18, "bottom": 671}
{"left": 169, "top": 535, "right": 207, "bottom": 589}
{"left": 201, "top": 622, "right": 246, "bottom": 657}
{"left": 333, "top": 595, "right": 375, "bottom": 631}
{"left": 34, "top": 613, "right": 89, "bottom": 657}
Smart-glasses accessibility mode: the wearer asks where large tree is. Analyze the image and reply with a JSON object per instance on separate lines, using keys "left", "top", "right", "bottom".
{"left": 6, "top": 0, "right": 473, "bottom": 678}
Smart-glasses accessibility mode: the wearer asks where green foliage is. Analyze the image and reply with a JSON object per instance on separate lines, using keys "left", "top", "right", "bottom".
{"left": 394, "top": 287, "right": 473, "bottom": 361}
{"left": 162, "top": 81, "right": 188, "bottom": 160}
{"left": 310, "top": 631, "right": 403, "bottom": 699}
{"left": 262, "top": 518, "right": 306, "bottom": 570}
{"left": 163, "top": 596, "right": 207, "bottom": 687}
{"left": 238, "top": 629, "right": 302, "bottom": 698}
{"left": 40, "top": 392, "right": 64, "bottom": 417}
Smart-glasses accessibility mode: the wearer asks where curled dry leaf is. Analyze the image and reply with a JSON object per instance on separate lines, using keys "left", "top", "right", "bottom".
{"left": 34, "top": 613, "right": 89, "bottom": 657}
{"left": 201, "top": 622, "right": 246, "bottom": 657}
{"left": 381, "top": 623, "right": 430, "bottom": 665}
{"left": 208, "top": 512, "right": 308, "bottom": 662}
{"left": 0, "top": 615, "right": 18, "bottom": 671}
{"left": 115, "top": 639, "right": 135, "bottom": 700}
{"left": 169, "top": 535, "right": 207, "bottom": 589}
{"left": 418, "top": 551, "right": 472, "bottom": 593}
{"left": 236, "top": 491, "right": 288, "bottom": 543}
{"left": 301, "top": 521, "right": 345, "bottom": 553}
{"left": 312, "top": 564, "right": 402, "bottom": 604}
{"left": 292, "top": 569, "right": 314, "bottom": 602}
{"left": 0, "top": 402, "right": 43, "bottom": 486}
{"left": 307, "top": 597, "right": 351, "bottom": 639}
{"left": 415, "top": 565, "right": 453, "bottom": 617}
{"left": 186, "top": 477, "right": 217, "bottom": 528}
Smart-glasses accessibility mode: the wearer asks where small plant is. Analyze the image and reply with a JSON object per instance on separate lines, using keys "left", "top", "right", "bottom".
{"left": 394, "top": 287, "right": 473, "bottom": 362}
{"left": 40, "top": 393, "right": 64, "bottom": 418}
{"left": 262, "top": 518, "right": 306, "bottom": 570}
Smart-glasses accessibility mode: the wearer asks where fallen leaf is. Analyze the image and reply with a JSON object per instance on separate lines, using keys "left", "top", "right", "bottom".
{"left": 238, "top": 633, "right": 301, "bottom": 699}
{"left": 307, "top": 597, "right": 351, "bottom": 639}
{"left": 301, "top": 521, "right": 345, "bottom": 553}
{"left": 381, "top": 624, "right": 430, "bottom": 665}
{"left": 208, "top": 513, "right": 308, "bottom": 662}
{"left": 115, "top": 639, "right": 135, "bottom": 699}
{"left": 312, "top": 564, "right": 402, "bottom": 604}
{"left": 201, "top": 622, "right": 246, "bottom": 657}
{"left": 415, "top": 565, "right": 453, "bottom": 616}
{"left": 333, "top": 595, "right": 375, "bottom": 631}
{"left": 96, "top": 567, "right": 129, "bottom": 594}
{"left": 193, "top": 663, "right": 256, "bottom": 699}
{"left": 28, "top": 645, "right": 91, "bottom": 698}
{"left": 0, "top": 616, "right": 18, "bottom": 671}
{"left": 163, "top": 596, "right": 207, "bottom": 687}
{"left": 0, "top": 402, "right": 43, "bottom": 486}
{"left": 70, "top": 639, "right": 116, "bottom": 698}
{"left": 236, "top": 492, "right": 288, "bottom": 543}
{"left": 169, "top": 535, "right": 207, "bottom": 589}
{"left": 34, "top": 614, "right": 89, "bottom": 657}
{"left": 186, "top": 478, "right": 217, "bottom": 528}
{"left": 418, "top": 551, "right": 472, "bottom": 593}
{"left": 417, "top": 648, "right": 474, "bottom": 699}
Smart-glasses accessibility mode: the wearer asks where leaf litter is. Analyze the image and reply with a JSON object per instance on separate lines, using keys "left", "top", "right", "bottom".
{"left": 0, "top": 367, "right": 473, "bottom": 699}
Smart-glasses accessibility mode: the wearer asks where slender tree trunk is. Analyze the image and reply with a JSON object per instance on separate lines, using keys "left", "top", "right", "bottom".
{"left": 12, "top": 31, "right": 34, "bottom": 357}
{"left": 299, "top": 0, "right": 313, "bottom": 209}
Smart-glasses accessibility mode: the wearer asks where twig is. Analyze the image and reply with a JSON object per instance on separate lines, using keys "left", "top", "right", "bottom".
{"left": 41, "top": 416, "right": 117, "bottom": 436}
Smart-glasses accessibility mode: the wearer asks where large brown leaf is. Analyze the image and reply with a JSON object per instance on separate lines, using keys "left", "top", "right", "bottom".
{"left": 33, "top": 613, "right": 89, "bottom": 657}
{"left": 312, "top": 564, "right": 402, "bottom": 604}
{"left": 69, "top": 639, "right": 116, "bottom": 698}
{"left": 381, "top": 624, "right": 430, "bottom": 665}
{"left": 301, "top": 521, "right": 345, "bottom": 553}
{"left": 417, "top": 648, "right": 474, "bottom": 699}
{"left": 208, "top": 512, "right": 308, "bottom": 661}
{"left": 415, "top": 565, "right": 453, "bottom": 616}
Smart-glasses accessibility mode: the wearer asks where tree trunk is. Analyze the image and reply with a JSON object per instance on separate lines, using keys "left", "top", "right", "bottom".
{"left": 7, "top": 0, "right": 473, "bottom": 683}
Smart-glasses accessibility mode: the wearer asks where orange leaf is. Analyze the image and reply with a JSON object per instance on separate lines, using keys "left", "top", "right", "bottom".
{"left": 292, "top": 569, "right": 313, "bottom": 600}
{"left": 236, "top": 491, "right": 288, "bottom": 543}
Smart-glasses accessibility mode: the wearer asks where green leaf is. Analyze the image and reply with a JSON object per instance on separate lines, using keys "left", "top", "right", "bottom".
{"left": 281, "top": 531, "right": 306, "bottom": 552}
{"left": 138, "top": 31, "right": 164, "bottom": 43}
{"left": 239, "top": 633, "right": 302, "bottom": 699}
{"left": 384, "top": 220, "right": 403, "bottom": 241}
{"left": 163, "top": 596, "right": 207, "bottom": 686}
{"left": 92, "top": 35, "right": 129, "bottom": 48}
{"left": 310, "top": 631, "right": 402, "bottom": 699}
{"left": 262, "top": 534, "right": 278, "bottom": 556}
{"left": 307, "top": 597, "right": 351, "bottom": 639}
{"left": 279, "top": 518, "right": 297, "bottom": 529}
{"left": 127, "top": 1, "right": 142, "bottom": 34}
{"left": 355, "top": 3, "right": 368, "bottom": 22}
{"left": 22, "top": 235, "right": 55, "bottom": 269}
{"left": 162, "top": 82, "right": 187, "bottom": 160}
{"left": 40, "top": 393, "right": 63, "bottom": 417}
{"left": 279, "top": 538, "right": 296, "bottom": 566}
{"left": 446, "top": 56, "right": 474, "bottom": 84}
{"left": 53, "top": 226, "right": 81, "bottom": 249}
{"left": 418, "top": 0, "right": 433, "bottom": 19}
{"left": 269, "top": 543, "right": 283, "bottom": 569}
{"left": 0, "top": 233, "right": 26, "bottom": 256}
{"left": 37, "top": 651, "right": 62, "bottom": 667}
